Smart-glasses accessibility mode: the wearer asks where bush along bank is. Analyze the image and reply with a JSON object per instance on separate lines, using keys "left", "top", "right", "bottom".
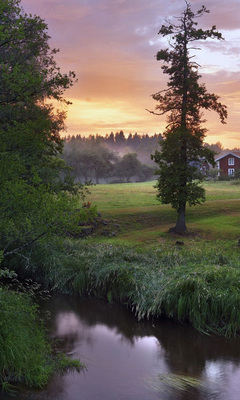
{"left": 0, "top": 268, "right": 83, "bottom": 392}
{"left": 14, "top": 238, "right": 240, "bottom": 338}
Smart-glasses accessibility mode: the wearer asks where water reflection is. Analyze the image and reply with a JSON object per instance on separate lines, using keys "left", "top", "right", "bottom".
{"left": 3, "top": 296, "right": 240, "bottom": 400}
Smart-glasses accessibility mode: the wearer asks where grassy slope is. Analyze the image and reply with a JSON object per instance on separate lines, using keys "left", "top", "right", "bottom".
{"left": 17, "top": 180, "right": 240, "bottom": 338}
{"left": 73, "top": 180, "right": 240, "bottom": 337}
{"left": 86, "top": 181, "right": 240, "bottom": 245}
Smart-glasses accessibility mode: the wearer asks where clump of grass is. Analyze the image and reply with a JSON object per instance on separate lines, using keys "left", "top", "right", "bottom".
{"left": 0, "top": 269, "right": 83, "bottom": 392}
{"left": 16, "top": 238, "right": 240, "bottom": 337}
{"left": 156, "top": 265, "right": 240, "bottom": 336}
{"left": 0, "top": 287, "right": 53, "bottom": 389}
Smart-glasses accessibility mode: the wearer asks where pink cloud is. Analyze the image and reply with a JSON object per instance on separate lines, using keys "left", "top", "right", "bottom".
{"left": 20, "top": 0, "right": 240, "bottom": 147}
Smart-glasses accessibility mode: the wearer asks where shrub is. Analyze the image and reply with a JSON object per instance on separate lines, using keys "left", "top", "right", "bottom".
{"left": 0, "top": 261, "right": 83, "bottom": 391}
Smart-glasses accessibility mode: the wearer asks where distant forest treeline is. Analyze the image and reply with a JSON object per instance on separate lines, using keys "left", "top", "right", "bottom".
{"left": 63, "top": 131, "right": 163, "bottom": 183}
{"left": 63, "top": 131, "right": 234, "bottom": 184}
{"left": 65, "top": 131, "right": 164, "bottom": 162}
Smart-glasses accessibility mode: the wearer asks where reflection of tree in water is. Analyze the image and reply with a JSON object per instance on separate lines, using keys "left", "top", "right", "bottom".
{"left": 42, "top": 295, "right": 156, "bottom": 346}
{"left": 147, "top": 320, "right": 240, "bottom": 400}
{"left": 42, "top": 296, "right": 240, "bottom": 365}
{"left": 154, "top": 320, "right": 240, "bottom": 373}
{"left": 39, "top": 295, "right": 240, "bottom": 400}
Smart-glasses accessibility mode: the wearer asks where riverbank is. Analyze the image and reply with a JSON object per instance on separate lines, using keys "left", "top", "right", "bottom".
{"left": 0, "top": 271, "right": 83, "bottom": 392}
{"left": 3, "top": 237, "right": 240, "bottom": 390}
{"left": 3, "top": 295, "right": 240, "bottom": 400}
{"left": 2, "top": 180, "right": 240, "bottom": 391}
{"left": 16, "top": 237, "right": 240, "bottom": 338}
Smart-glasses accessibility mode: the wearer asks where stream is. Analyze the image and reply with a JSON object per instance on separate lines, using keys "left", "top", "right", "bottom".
{"left": 3, "top": 295, "right": 240, "bottom": 399}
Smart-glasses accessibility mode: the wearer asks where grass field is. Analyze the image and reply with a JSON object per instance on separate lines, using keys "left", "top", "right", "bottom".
{"left": 85, "top": 180, "right": 240, "bottom": 245}
{"left": 22, "top": 180, "right": 240, "bottom": 337}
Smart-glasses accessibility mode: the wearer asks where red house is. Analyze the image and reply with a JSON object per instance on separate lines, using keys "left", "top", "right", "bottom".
{"left": 215, "top": 151, "right": 240, "bottom": 177}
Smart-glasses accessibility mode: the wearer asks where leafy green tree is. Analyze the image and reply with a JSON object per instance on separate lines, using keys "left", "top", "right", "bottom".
{"left": 114, "top": 153, "right": 142, "bottom": 182}
{"left": 64, "top": 148, "right": 95, "bottom": 182}
{"left": 0, "top": 0, "right": 90, "bottom": 263}
{"left": 150, "top": 2, "right": 227, "bottom": 233}
{"left": 93, "top": 147, "right": 119, "bottom": 183}
{"left": 137, "top": 164, "right": 155, "bottom": 182}
{"left": 65, "top": 145, "right": 118, "bottom": 183}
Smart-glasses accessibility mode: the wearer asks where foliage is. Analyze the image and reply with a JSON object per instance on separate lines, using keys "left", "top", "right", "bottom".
{"left": 0, "top": 287, "right": 54, "bottom": 389}
{"left": 0, "top": 284, "right": 83, "bottom": 391}
{"left": 232, "top": 168, "right": 240, "bottom": 180}
{"left": 65, "top": 131, "right": 163, "bottom": 158}
{"left": 113, "top": 153, "right": 142, "bottom": 182}
{"left": 0, "top": 250, "right": 83, "bottom": 391}
{"left": 153, "top": 127, "right": 210, "bottom": 210}
{"left": 63, "top": 137, "right": 155, "bottom": 183}
{"left": 64, "top": 144, "right": 119, "bottom": 183}
{"left": 0, "top": 0, "right": 87, "bottom": 390}
{"left": 137, "top": 163, "right": 155, "bottom": 182}
{"left": 150, "top": 2, "right": 227, "bottom": 233}
{"left": 0, "top": 0, "right": 94, "bottom": 266}
{"left": 63, "top": 133, "right": 225, "bottom": 185}
{"left": 208, "top": 167, "right": 220, "bottom": 180}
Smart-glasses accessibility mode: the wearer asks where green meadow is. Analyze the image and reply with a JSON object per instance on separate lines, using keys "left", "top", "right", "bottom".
{"left": 86, "top": 180, "right": 240, "bottom": 245}
{"left": 45, "top": 179, "right": 236, "bottom": 338}
{"left": 12, "top": 180, "right": 240, "bottom": 338}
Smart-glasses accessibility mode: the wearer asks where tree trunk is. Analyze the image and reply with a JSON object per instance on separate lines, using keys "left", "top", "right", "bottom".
{"left": 170, "top": 202, "right": 187, "bottom": 234}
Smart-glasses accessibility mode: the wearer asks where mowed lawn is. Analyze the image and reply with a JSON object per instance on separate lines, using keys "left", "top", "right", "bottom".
{"left": 86, "top": 181, "right": 240, "bottom": 244}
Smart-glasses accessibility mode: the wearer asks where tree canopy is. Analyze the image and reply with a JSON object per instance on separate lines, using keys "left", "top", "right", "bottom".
{"left": 0, "top": 0, "right": 90, "bottom": 264}
{"left": 150, "top": 2, "right": 227, "bottom": 233}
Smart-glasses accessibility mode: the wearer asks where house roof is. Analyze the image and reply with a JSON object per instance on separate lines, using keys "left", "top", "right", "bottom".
{"left": 215, "top": 151, "right": 240, "bottom": 161}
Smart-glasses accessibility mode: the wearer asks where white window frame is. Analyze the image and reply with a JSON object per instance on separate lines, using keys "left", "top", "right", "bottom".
{"left": 228, "top": 158, "right": 234, "bottom": 166}
{"left": 228, "top": 168, "right": 235, "bottom": 176}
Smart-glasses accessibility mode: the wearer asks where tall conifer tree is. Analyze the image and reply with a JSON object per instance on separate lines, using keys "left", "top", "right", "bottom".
{"left": 150, "top": 2, "right": 227, "bottom": 233}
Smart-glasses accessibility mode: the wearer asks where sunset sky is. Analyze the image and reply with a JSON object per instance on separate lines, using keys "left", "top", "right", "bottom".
{"left": 21, "top": 0, "right": 240, "bottom": 148}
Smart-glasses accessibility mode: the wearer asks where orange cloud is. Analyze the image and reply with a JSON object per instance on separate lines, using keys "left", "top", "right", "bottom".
{"left": 21, "top": 0, "right": 240, "bottom": 148}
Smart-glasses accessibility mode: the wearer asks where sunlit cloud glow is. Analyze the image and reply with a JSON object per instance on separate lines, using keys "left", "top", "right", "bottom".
{"left": 21, "top": 0, "right": 240, "bottom": 148}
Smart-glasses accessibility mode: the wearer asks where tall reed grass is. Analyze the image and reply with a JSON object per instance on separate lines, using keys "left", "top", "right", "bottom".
{"left": 0, "top": 267, "right": 83, "bottom": 391}
{"left": 19, "top": 238, "right": 240, "bottom": 337}
{"left": 0, "top": 288, "right": 54, "bottom": 389}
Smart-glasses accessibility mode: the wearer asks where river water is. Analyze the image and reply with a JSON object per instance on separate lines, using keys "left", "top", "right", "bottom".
{"left": 3, "top": 295, "right": 240, "bottom": 400}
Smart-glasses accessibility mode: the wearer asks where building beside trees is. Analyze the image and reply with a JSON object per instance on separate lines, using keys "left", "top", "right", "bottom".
{"left": 215, "top": 151, "right": 240, "bottom": 178}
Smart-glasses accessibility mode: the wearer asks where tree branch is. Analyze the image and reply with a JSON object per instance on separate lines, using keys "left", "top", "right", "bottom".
{"left": 3, "top": 231, "right": 48, "bottom": 258}
{"left": 145, "top": 108, "right": 166, "bottom": 116}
